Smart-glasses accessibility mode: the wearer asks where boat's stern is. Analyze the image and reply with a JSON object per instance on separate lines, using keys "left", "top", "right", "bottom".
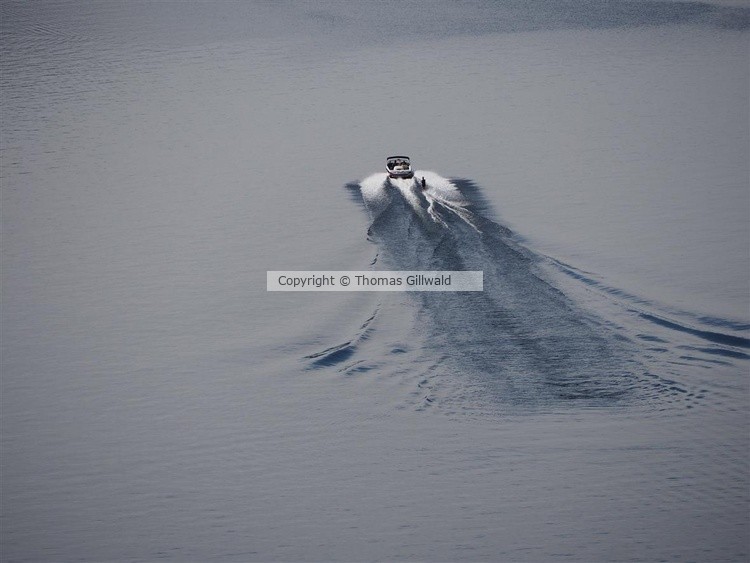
{"left": 386, "top": 155, "right": 414, "bottom": 179}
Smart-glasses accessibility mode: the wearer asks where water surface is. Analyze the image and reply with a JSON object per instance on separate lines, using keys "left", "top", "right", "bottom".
{"left": 2, "top": 1, "right": 748, "bottom": 561}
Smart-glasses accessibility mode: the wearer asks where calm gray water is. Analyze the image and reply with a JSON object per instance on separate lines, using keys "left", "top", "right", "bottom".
{"left": 2, "top": 1, "right": 749, "bottom": 561}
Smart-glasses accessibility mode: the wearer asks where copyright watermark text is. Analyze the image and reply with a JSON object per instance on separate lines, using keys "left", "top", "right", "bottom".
{"left": 267, "top": 271, "right": 483, "bottom": 291}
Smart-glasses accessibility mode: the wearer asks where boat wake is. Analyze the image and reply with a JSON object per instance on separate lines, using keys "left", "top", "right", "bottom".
{"left": 306, "top": 172, "right": 749, "bottom": 415}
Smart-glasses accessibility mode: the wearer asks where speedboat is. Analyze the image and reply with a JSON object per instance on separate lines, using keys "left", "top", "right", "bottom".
{"left": 386, "top": 155, "right": 414, "bottom": 179}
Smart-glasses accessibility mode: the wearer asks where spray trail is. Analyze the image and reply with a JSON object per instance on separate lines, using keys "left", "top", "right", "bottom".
{"left": 311, "top": 172, "right": 747, "bottom": 413}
